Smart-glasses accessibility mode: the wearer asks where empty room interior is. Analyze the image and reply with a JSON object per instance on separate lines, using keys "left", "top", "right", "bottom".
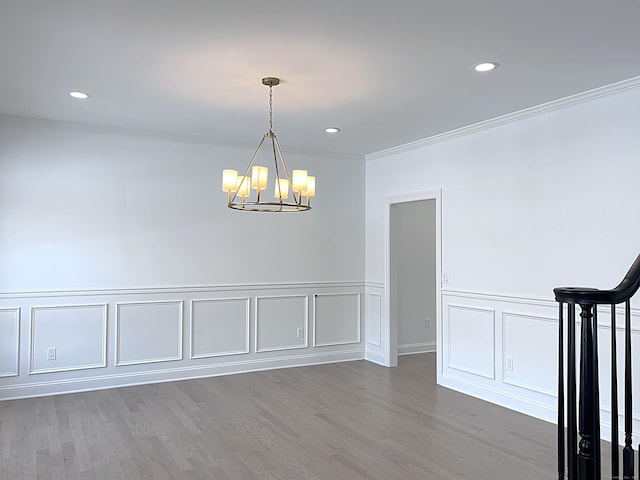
{"left": 2, "top": 2, "right": 640, "bottom": 479}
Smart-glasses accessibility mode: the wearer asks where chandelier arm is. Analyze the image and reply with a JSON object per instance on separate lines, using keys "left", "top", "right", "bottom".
{"left": 273, "top": 135, "right": 298, "bottom": 205}
{"left": 270, "top": 135, "right": 284, "bottom": 205}
{"left": 230, "top": 134, "right": 268, "bottom": 205}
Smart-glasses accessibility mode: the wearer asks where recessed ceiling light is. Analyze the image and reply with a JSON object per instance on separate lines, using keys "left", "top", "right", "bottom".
{"left": 474, "top": 62, "right": 499, "bottom": 73}
{"left": 325, "top": 127, "right": 341, "bottom": 133}
{"left": 69, "top": 91, "right": 90, "bottom": 99}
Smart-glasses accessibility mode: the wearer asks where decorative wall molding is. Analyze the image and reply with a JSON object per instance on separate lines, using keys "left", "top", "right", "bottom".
{"left": 0, "top": 281, "right": 364, "bottom": 299}
{"left": 440, "top": 289, "right": 640, "bottom": 448}
{"left": 1, "top": 282, "right": 365, "bottom": 401}
{"left": 442, "top": 288, "right": 556, "bottom": 307}
{"left": 366, "top": 75, "right": 640, "bottom": 161}
{"left": 312, "top": 292, "right": 361, "bottom": 347}
{"left": 446, "top": 304, "right": 496, "bottom": 380}
{"left": 366, "top": 293, "right": 382, "bottom": 347}
{"left": 255, "top": 295, "right": 309, "bottom": 353}
{"left": 190, "top": 297, "right": 250, "bottom": 359}
{"left": 29, "top": 304, "right": 107, "bottom": 375}
{"left": 0, "top": 307, "right": 20, "bottom": 377}
{"left": 501, "top": 311, "right": 558, "bottom": 396}
{"left": 115, "top": 300, "right": 184, "bottom": 366}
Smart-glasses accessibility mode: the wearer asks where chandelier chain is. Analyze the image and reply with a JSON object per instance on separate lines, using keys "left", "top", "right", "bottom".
{"left": 268, "top": 85, "right": 273, "bottom": 132}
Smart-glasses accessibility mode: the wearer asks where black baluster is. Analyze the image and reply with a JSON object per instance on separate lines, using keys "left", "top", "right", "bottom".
{"left": 593, "top": 306, "right": 601, "bottom": 478}
{"left": 577, "top": 303, "right": 599, "bottom": 480}
{"left": 554, "top": 253, "right": 640, "bottom": 480}
{"left": 611, "top": 305, "right": 619, "bottom": 480}
{"left": 623, "top": 300, "right": 633, "bottom": 480}
{"left": 559, "top": 302, "right": 566, "bottom": 480}
{"left": 569, "top": 303, "right": 578, "bottom": 480}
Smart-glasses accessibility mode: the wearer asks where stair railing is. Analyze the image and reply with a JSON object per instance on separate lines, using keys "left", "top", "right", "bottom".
{"left": 555, "top": 254, "right": 640, "bottom": 480}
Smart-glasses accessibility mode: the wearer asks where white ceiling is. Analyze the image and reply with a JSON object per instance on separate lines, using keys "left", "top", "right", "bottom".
{"left": 2, "top": 1, "right": 640, "bottom": 157}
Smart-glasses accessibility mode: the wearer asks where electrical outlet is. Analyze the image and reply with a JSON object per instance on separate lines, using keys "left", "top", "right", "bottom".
{"left": 47, "top": 347, "right": 57, "bottom": 360}
{"left": 296, "top": 327, "right": 304, "bottom": 338}
{"left": 425, "top": 318, "right": 431, "bottom": 329}
{"left": 442, "top": 272, "right": 450, "bottom": 284}
{"left": 506, "top": 357, "right": 514, "bottom": 372}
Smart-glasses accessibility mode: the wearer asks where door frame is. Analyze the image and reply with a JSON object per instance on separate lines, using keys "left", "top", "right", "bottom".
{"left": 384, "top": 189, "right": 442, "bottom": 367}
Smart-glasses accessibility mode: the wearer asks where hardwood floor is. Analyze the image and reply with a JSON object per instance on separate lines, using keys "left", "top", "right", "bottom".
{"left": 0, "top": 353, "right": 558, "bottom": 479}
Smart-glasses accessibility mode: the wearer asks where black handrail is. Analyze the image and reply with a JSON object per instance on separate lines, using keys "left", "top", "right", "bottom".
{"left": 554, "top": 253, "right": 640, "bottom": 305}
{"left": 554, "top": 253, "right": 640, "bottom": 480}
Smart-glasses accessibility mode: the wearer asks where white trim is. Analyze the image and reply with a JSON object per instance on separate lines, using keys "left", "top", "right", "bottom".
{"left": 398, "top": 342, "right": 436, "bottom": 356}
{"left": 254, "top": 294, "right": 309, "bottom": 353}
{"left": 446, "top": 304, "right": 496, "bottom": 380}
{"left": 115, "top": 300, "right": 184, "bottom": 366}
{"left": 438, "top": 372, "right": 556, "bottom": 424}
{"left": 364, "top": 350, "right": 386, "bottom": 366}
{"left": 442, "top": 288, "right": 555, "bottom": 306}
{"left": 366, "top": 75, "right": 640, "bottom": 160}
{"left": 0, "top": 307, "right": 20, "bottom": 377}
{"left": 189, "top": 297, "right": 251, "bottom": 359}
{"left": 0, "top": 349, "right": 364, "bottom": 401}
{"left": 385, "top": 190, "right": 442, "bottom": 369}
{"left": 29, "top": 304, "right": 108, "bottom": 375}
{"left": 312, "top": 292, "right": 361, "bottom": 347}
{"left": 443, "top": 289, "right": 640, "bottom": 328}
{"left": 366, "top": 292, "right": 383, "bottom": 347}
{"left": 0, "top": 280, "right": 365, "bottom": 299}
{"left": 501, "top": 311, "right": 558, "bottom": 396}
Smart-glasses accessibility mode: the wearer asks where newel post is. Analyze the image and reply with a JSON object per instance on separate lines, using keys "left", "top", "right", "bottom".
{"left": 577, "top": 303, "right": 601, "bottom": 480}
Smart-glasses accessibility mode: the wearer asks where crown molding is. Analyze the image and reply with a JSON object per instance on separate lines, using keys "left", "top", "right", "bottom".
{"left": 365, "top": 75, "right": 640, "bottom": 161}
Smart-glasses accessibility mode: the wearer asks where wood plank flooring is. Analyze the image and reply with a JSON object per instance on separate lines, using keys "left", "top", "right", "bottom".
{"left": 0, "top": 354, "right": 559, "bottom": 479}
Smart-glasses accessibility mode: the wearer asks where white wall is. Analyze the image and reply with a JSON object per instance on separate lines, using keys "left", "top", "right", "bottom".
{"left": 0, "top": 117, "right": 364, "bottom": 291}
{"left": 365, "top": 82, "right": 640, "bottom": 440}
{"left": 391, "top": 199, "right": 436, "bottom": 354}
{"left": 0, "top": 116, "right": 366, "bottom": 399}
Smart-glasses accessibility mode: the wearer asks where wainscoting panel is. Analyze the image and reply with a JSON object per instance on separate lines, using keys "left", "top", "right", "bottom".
{"left": 190, "top": 298, "right": 250, "bottom": 358}
{"left": 366, "top": 292, "right": 382, "bottom": 347}
{"left": 0, "top": 282, "right": 365, "bottom": 401}
{"left": 364, "top": 285, "right": 385, "bottom": 366}
{"left": 313, "top": 293, "right": 360, "bottom": 347}
{"left": 30, "top": 304, "right": 107, "bottom": 374}
{"left": 116, "top": 300, "right": 183, "bottom": 366}
{"left": 0, "top": 308, "right": 20, "bottom": 377}
{"left": 447, "top": 304, "right": 495, "bottom": 379}
{"left": 439, "top": 291, "right": 561, "bottom": 424}
{"left": 502, "top": 312, "right": 558, "bottom": 396}
{"left": 255, "top": 295, "right": 308, "bottom": 353}
{"left": 594, "top": 317, "right": 640, "bottom": 420}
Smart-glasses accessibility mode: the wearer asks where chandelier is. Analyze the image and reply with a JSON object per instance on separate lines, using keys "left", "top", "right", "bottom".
{"left": 222, "top": 77, "right": 315, "bottom": 212}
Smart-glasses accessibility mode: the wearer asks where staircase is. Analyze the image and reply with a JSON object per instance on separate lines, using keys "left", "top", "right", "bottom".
{"left": 555, "top": 254, "right": 640, "bottom": 480}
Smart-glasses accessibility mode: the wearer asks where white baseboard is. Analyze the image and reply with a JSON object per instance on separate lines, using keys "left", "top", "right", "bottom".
{"left": 398, "top": 342, "right": 436, "bottom": 356}
{"left": 438, "top": 373, "right": 556, "bottom": 424}
{"left": 365, "top": 350, "right": 386, "bottom": 366}
{"left": 0, "top": 350, "right": 364, "bottom": 401}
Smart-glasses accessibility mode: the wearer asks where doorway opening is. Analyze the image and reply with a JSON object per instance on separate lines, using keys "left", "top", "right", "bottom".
{"left": 386, "top": 191, "right": 441, "bottom": 369}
